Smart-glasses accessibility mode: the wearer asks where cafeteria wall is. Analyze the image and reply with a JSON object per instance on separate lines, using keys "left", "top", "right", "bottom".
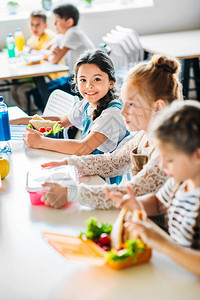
{"left": 0, "top": 0, "right": 200, "bottom": 49}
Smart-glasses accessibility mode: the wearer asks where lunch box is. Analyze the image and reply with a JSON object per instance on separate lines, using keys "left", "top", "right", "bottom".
{"left": 26, "top": 165, "right": 78, "bottom": 205}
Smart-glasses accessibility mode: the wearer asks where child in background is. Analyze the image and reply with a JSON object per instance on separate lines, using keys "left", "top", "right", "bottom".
{"left": 11, "top": 10, "right": 55, "bottom": 112}
{"left": 107, "top": 101, "right": 200, "bottom": 276}
{"left": 40, "top": 54, "right": 183, "bottom": 209}
{"left": 27, "top": 10, "right": 55, "bottom": 51}
{"left": 44, "top": 3, "right": 94, "bottom": 94}
{"left": 23, "top": 49, "right": 129, "bottom": 184}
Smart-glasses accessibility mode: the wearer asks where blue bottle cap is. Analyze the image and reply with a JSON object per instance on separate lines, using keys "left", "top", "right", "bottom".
{"left": 0, "top": 96, "right": 3, "bottom": 102}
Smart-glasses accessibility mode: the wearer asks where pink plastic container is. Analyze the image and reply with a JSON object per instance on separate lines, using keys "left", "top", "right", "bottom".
{"left": 26, "top": 166, "right": 78, "bottom": 206}
{"left": 28, "top": 190, "right": 47, "bottom": 205}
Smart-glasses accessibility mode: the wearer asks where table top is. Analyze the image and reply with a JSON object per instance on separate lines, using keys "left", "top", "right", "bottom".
{"left": 140, "top": 29, "right": 200, "bottom": 59}
{"left": 0, "top": 52, "right": 69, "bottom": 81}
{"left": 0, "top": 107, "right": 199, "bottom": 300}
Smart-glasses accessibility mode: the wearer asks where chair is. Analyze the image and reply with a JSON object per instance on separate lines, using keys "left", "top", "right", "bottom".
{"left": 102, "top": 35, "right": 131, "bottom": 85}
{"left": 115, "top": 25, "right": 144, "bottom": 61}
{"left": 102, "top": 26, "right": 144, "bottom": 85}
{"left": 43, "top": 89, "right": 80, "bottom": 139}
{"left": 43, "top": 89, "right": 78, "bottom": 117}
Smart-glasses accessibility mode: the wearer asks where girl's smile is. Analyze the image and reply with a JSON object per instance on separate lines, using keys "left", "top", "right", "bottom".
{"left": 77, "top": 63, "right": 115, "bottom": 108}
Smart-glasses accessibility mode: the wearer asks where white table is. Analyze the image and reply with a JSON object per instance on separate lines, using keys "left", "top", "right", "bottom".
{"left": 0, "top": 52, "right": 69, "bottom": 113}
{"left": 0, "top": 107, "right": 199, "bottom": 300}
{"left": 140, "top": 30, "right": 200, "bottom": 101}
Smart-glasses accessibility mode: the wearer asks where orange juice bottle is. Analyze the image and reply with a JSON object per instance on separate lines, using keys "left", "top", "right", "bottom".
{"left": 15, "top": 28, "right": 24, "bottom": 52}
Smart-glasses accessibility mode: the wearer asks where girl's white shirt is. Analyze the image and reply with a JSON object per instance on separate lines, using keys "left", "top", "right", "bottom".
{"left": 67, "top": 130, "right": 167, "bottom": 208}
{"left": 66, "top": 98, "right": 128, "bottom": 153}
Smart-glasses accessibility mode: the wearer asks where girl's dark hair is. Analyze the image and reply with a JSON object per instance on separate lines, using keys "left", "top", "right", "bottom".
{"left": 74, "top": 49, "right": 118, "bottom": 120}
{"left": 153, "top": 100, "right": 200, "bottom": 154}
{"left": 53, "top": 4, "right": 79, "bottom": 26}
{"left": 125, "top": 54, "right": 183, "bottom": 105}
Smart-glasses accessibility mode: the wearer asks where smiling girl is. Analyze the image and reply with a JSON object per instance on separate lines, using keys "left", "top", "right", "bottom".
{"left": 23, "top": 49, "right": 128, "bottom": 159}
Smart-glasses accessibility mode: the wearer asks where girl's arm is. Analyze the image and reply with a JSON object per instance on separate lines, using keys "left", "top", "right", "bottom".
{"left": 66, "top": 135, "right": 136, "bottom": 176}
{"left": 10, "top": 115, "right": 71, "bottom": 128}
{"left": 126, "top": 220, "right": 200, "bottom": 277}
{"left": 105, "top": 185, "right": 162, "bottom": 216}
{"left": 24, "top": 128, "right": 108, "bottom": 155}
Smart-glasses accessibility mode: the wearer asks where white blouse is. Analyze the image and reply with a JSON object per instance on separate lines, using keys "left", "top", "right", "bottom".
{"left": 67, "top": 99, "right": 128, "bottom": 153}
{"left": 67, "top": 131, "right": 167, "bottom": 209}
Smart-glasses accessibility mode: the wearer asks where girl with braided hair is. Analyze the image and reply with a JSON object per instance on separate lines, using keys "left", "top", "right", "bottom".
{"left": 41, "top": 54, "right": 183, "bottom": 208}
{"left": 107, "top": 100, "right": 200, "bottom": 276}
{"left": 23, "top": 49, "right": 129, "bottom": 168}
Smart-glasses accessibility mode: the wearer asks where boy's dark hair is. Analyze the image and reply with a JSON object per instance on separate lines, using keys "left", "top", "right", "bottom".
{"left": 30, "top": 10, "right": 47, "bottom": 23}
{"left": 53, "top": 4, "right": 79, "bottom": 26}
{"left": 74, "top": 49, "right": 118, "bottom": 121}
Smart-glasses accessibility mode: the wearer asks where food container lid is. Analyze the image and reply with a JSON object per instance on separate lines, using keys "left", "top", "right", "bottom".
{"left": 26, "top": 165, "right": 78, "bottom": 192}
{"left": 43, "top": 232, "right": 106, "bottom": 266}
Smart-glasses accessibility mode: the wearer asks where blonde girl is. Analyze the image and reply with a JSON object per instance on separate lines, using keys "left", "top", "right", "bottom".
{"left": 41, "top": 54, "right": 183, "bottom": 209}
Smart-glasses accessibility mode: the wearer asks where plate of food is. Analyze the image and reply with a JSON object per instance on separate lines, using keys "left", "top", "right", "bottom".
{"left": 43, "top": 208, "right": 152, "bottom": 270}
{"left": 28, "top": 114, "right": 63, "bottom": 138}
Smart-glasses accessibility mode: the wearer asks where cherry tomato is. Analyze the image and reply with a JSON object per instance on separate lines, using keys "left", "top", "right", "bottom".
{"left": 102, "top": 245, "right": 111, "bottom": 251}
{"left": 99, "top": 233, "right": 111, "bottom": 246}
{"left": 39, "top": 127, "right": 45, "bottom": 133}
{"left": 46, "top": 127, "right": 52, "bottom": 132}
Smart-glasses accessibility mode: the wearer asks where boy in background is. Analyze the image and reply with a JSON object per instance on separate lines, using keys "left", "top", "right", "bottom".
{"left": 41, "top": 3, "right": 95, "bottom": 138}
{"left": 27, "top": 10, "right": 55, "bottom": 50}
{"left": 11, "top": 10, "right": 55, "bottom": 112}
{"left": 44, "top": 3, "right": 95, "bottom": 95}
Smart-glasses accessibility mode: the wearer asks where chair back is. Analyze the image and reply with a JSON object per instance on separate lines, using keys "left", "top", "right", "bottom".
{"left": 102, "top": 26, "right": 144, "bottom": 85}
{"left": 43, "top": 89, "right": 78, "bottom": 117}
{"left": 115, "top": 26, "right": 144, "bottom": 61}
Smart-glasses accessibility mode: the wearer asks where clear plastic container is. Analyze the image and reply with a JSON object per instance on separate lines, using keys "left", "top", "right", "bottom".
{"left": 26, "top": 166, "right": 78, "bottom": 205}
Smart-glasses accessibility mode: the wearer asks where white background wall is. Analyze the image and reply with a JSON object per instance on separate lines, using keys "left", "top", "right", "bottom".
{"left": 0, "top": 0, "right": 200, "bottom": 48}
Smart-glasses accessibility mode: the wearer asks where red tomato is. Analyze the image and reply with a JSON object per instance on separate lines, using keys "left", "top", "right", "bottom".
{"left": 46, "top": 127, "right": 52, "bottom": 132}
{"left": 99, "top": 233, "right": 111, "bottom": 246}
{"left": 39, "top": 127, "right": 45, "bottom": 133}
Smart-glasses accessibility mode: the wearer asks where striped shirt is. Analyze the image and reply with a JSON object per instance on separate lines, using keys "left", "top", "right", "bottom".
{"left": 156, "top": 178, "right": 200, "bottom": 249}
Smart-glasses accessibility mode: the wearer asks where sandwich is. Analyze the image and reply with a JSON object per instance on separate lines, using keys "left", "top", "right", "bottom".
{"left": 80, "top": 209, "right": 152, "bottom": 270}
{"left": 28, "top": 114, "right": 63, "bottom": 136}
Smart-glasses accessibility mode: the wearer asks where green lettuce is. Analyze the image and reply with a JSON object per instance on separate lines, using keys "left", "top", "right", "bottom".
{"left": 106, "top": 239, "right": 145, "bottom": 262}
{"left": 28, "top": 124, "right": 33, "bottom": 129}
{"left": 80, "top": 217, "right": 112, "bottom": 241}
{"left": 52, "top": 123, "right": 63, "bottom": 134}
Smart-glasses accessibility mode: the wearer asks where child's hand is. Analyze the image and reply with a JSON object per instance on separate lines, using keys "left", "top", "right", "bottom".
{"left": 125, "top": 219, "right": 168, "bottom": 252}
{"left": 23, "top": 127, "right": 42, "bottom": 149}
{"left": 105, "top": 185, "right": 141, "bottom": 210}
{"left": 41, "top": 159, "right": 68, "bottom": 169}
{"left": 41, "top": 182, "right": 68, "bottom": 209}
{"left": 104, "top": 188, "right": 124, "bottom": 207}
{"left": 50, "top": 45, "right": 60, "bottom": 55}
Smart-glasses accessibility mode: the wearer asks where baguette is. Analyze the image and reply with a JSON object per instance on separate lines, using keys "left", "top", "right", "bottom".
{"left": 80, "top": 213, "right": 152, "bottom": 270}
{"left": 105, "top": 209, "right": 152, "bottom": 269}
{"left": 29, "top": 119, "right": 58, "bottom": 131}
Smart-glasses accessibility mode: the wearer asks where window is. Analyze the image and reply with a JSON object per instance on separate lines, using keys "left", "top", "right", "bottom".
{"left": 1, "top": 0, "right": 153, "bottom": 17}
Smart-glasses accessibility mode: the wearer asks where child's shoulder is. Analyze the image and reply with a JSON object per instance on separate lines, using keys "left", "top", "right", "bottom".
{"left": 45, "top": 29, "right": 56, "bottom": 39}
